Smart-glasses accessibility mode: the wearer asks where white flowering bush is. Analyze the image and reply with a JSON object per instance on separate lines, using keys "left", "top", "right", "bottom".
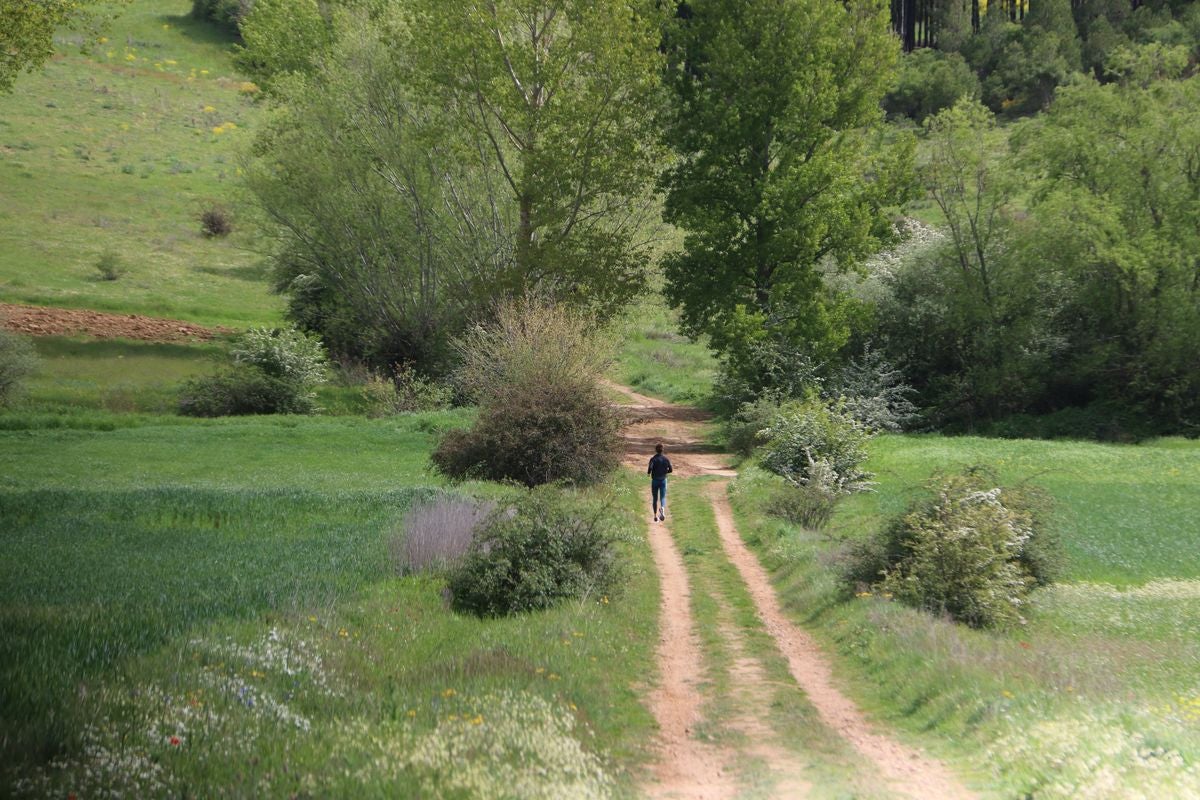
{"left": 231, "top": 326, "right": 328, "bottom": 388}
{"left": 827, "top": 345, "right": 917, "bottom": 433}
{"left": 847, "top": 467, "right": 1060, "bottom": 628}
{"left": 180, "top": 326, "right": 329, "bottom": 416}
{"left": 759, "top": 399, "right": 875, "bottom": 495}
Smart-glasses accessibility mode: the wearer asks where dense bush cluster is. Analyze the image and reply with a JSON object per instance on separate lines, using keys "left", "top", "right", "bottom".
{"left": 862, "top": 81, "right": 1200, "bottom": 434}
{"left": 890, "top": 0, "right": 1200, "bottom": 120}
{"left": 179, "top": 326, "right": 328, "bottom": 416}
{"left": 844, "top": 467, "right": 1062, "bottom": 628}
{"left": 0, "top": 330, "right": 38, "bottom": 407}
{"left": 447, "top": 490, "right": 621, "bottom": 616}
{"left": 883, "top": 49, "right": 979, "bottom": 122}
{"left": 432, "top": 297, "right": 620, "bottom": 487}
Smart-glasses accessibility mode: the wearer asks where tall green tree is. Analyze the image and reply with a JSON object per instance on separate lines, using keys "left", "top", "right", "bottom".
{"left": 1018, "top": 72, "right": 1200, "bottom": 423}
{"left": 409, "top": 0, "right": 667, "bottom": 317}
{"left": 660, "top": 0, "right": 913, "bottom": 369}
{"left": 247, "top": 2, "right": 666, "bottom": 371}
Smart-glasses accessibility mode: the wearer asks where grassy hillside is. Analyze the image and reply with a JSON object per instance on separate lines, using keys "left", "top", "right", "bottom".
{"left": 0, "top": 0, "right": 278, "bottom": 327}
{"left": 731, "top": 435, "right": 1200, "bottom": 798}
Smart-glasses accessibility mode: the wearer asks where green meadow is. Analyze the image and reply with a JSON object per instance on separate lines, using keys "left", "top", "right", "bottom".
{"left": 0, "top": 410, "right": 660, "bottom": 796}
{"left": 0, "top": 1, "right": 278, "bottom": 327}
{"left": 729, "top": 434, "right": 1200, "bottom": 798}
{"left": 3, "top": 0, "right": 1200, "bottom": 797}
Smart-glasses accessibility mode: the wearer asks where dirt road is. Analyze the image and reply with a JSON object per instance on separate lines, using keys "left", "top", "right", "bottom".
{"left": 610, "top": 381, "right": 975, "bottom": 799}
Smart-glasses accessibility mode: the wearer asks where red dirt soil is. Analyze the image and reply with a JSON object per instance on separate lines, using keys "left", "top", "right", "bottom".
{"left": 0, "top": 303, "right": 230, "bottom": 342}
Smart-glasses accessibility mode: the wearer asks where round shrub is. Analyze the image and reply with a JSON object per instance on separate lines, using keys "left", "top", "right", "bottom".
{"left": 432, "top": 379, "right": 620, "bottom": 487}
{"left": 447, "top": 490, "right": 620, "bottom": 616}
{"left": 200, "top": 205, "right": 234, "bottom": 237}
{"left": 759, "top": 399, "right": 874, "bottom": 494}
{"left": 433, "top": 296, "right": 620, "bottom": 487}
{"left": 884, "top": 49, "right": 980, "bottom": 123}
{"left": 0, "top": 330, "right": 39, "bottom": 407}
{"left": 845, "top": 467, "right": 1062, "bottom": 628}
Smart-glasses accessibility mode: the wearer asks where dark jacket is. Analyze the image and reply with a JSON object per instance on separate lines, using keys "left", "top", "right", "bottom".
{"left": 648, "top": 454, "right": 673, "bottom": 480}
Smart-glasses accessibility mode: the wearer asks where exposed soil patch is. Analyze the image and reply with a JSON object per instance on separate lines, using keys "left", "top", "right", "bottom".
{"left": 0, "top": 303, "right": 230, "bottom": 342}
{"left": 605, "top": 380, "right": 736, "bottom": 479}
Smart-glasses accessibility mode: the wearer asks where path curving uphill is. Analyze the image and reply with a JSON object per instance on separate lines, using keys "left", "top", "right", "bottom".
{"left": 611, "top": 380, "right": 976, "bottom": 799}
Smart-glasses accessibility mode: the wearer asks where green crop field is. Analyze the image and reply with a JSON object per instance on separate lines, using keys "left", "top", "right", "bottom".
{"left": 0, "top": 410, "right": 659, "bottom": 796}
{"left": 729, "top": 434, "right": 1200, "bottom": 798}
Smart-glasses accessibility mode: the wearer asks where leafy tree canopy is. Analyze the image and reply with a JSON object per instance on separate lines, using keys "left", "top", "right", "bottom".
{"left": 660, "top": 0, "right": 915, "bottom": 367}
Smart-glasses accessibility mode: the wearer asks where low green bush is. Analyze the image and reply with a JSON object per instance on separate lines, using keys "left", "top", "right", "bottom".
{"left": 0, "top": 331, "right": 39, "bottom": 407}
{"left": 726, "top": 394, "right": 788, "bottom": 457}
{"left": 844, "top": 467, "right": 1062, "bottom": 628}
{"left": 447, "top": 489, "right": 621, "bottom": 616}
{"left": 765, "top": 481, "right": 838, "bottom": 530}
{"left": 94, "top": 251, "right": 127, "bottom": 281}
{"left": 177, "top": 364, "right": 312, "bottom": 416}
{"left": 759, "top": 399, "right": 874, "bottom": 494}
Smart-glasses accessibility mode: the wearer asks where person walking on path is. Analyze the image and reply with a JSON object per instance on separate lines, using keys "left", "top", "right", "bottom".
{"left": 648, "top": 443, "right": 673, "bottom": 522}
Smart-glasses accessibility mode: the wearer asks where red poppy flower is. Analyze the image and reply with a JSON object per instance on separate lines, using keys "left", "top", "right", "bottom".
{"left": 170, "top": 736, "right": 181, "bottom": 746}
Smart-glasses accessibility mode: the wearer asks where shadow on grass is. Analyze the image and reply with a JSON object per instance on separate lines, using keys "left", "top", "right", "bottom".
{"left": 158, "top": 12, "right": 240, "bottom": 49}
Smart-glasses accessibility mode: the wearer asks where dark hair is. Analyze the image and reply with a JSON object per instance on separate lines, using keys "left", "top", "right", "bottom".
{"left": 655, "top": 443, "right": 663, "bottom": 454}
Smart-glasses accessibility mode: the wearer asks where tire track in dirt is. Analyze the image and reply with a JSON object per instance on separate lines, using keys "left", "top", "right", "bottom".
{"left": 704, "top": 481, "right": 976, "bottom": 800}
{"left": 644, "top": 513, "right": 741, "bottom": 799}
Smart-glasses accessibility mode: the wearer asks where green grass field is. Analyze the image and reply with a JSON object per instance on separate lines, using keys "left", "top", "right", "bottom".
{"left": 0, "top": 0, "right": 279, "bottom": 327}
{"left": 609, "top": 289, "right": 716, "bottom": 406}
{"left": 0, "top": 410, "right": 660, "bottom": 797}
{"left": 729, "top": 434, "right": 1200, "bottom": 798}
